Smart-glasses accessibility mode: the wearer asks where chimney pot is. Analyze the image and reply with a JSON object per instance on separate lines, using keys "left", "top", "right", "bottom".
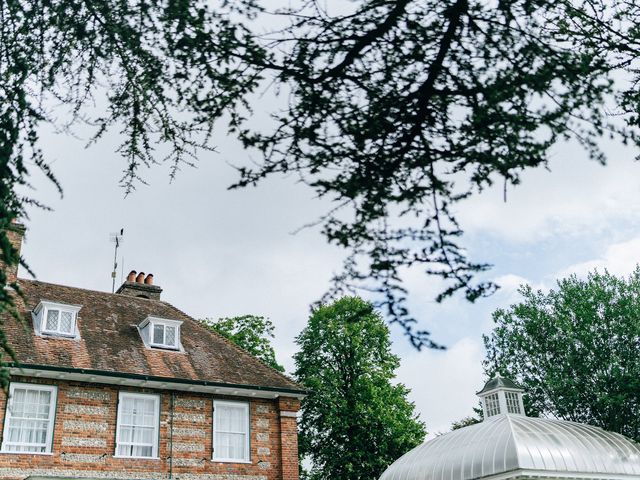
{"left": 116, "top": 270, "right": 162, "bottom": 300}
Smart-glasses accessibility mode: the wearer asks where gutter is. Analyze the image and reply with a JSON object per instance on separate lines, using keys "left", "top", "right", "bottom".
{"left": 6, "top": 363, "right": 307, "bottom": 399}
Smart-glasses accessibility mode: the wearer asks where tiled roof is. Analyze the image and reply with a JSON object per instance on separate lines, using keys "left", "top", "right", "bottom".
{"left": 5, "top": 279, "right": 302, "bottom": 393}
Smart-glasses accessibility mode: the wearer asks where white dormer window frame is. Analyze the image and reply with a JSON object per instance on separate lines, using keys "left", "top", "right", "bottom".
{"left": 138, "top": 316, "right": 183, "bottom": 351}
{"left": 32, "top": 301, "right": 82, "bottom": 339}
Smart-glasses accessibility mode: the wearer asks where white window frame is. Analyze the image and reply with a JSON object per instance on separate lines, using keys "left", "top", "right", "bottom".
{"left": 114, "top": 392, "right": 161, "bottom": 459}
{"left": 1, "top": 383, "right": 57, "bottom": 454}
{"left": 212, "top": 400, "right": 251, "bottom": 463}
{"left": 33, "top": 301, "right": 81, "bottom": 339}
{"left": 139, "top": 316, "right": 182, "bottom": 351}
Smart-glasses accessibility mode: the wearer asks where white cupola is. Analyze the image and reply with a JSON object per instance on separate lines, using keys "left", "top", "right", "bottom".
{"left": 476, "top": 373, "right": 525, "bottom": 418}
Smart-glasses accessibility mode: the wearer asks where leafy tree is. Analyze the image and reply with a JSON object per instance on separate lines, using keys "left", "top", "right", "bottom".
{"left": 450, "top": 403, "right": 483, "bottom": 431}
{"left": 450, "top": 416, "right": 481, "bottom": 431}
{"left": 484, "top": 269, "right": 640, "bottom": 442}
{"left": 4, "top": 0, "right": 640, "bottom": 352}
{"left": 294, "top": 297, "right": 426, "bottom": 480}
{"left": 200, "top": 315, "right": 284, "bottom": 372}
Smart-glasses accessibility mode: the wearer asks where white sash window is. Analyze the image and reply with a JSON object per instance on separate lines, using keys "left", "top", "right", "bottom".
{"left": 1, "top": 383, "right": 57, "bottom": 453}
{"left": 115, "top": 392, "right": 160, "bottom": 458}
{"left": 213, "top": 400, "right": 250, "bottom": 462}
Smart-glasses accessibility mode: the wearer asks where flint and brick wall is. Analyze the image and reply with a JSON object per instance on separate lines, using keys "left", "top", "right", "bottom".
{"left": 0, "top": 376, "right": 300, "bottom": 480}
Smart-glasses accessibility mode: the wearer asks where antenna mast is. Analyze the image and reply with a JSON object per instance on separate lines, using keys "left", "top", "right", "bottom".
{"left": 110, "top": 229, "right": 124, "bottom": 293}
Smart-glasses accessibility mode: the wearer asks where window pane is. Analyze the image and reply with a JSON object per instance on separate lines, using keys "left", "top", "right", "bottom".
{"left": 153, "top": 324, "right": 164, "bottom": 344}
{"left": 117, "top": 444, "right": 131, "bottom": 456}
{"left": 229, "top": 407, "right": 244, "bottom": 431}
{"left": 165, "top": 326, "right": 176, "bottom": 346}
{"left": 119, "top": 426, "right": 133, "bottom": 443}
{"left": 229, "top": 432, "right": 245, "bottom": 459}
{"left": 133, "top": 445, "right": 152, "bottom": 457}
{"left": 59, "top": 311, "right": 73, "bottom": 333}
{"left": 45, "top": 310, "right": 59, "bottom": 331}
{"left": 216, "top": 406, "right": 230, "bottom": 431}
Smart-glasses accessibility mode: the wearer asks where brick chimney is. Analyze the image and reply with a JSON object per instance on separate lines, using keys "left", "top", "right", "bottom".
{"left": 116, "top": 270, "right": 162, "bottom": 300}
{"left": 1, "top": 221, "right": 26, "bottom": 285}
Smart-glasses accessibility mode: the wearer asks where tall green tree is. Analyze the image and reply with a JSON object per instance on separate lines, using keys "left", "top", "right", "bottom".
{"left": 200, "top": 315, "right": 284, "bottom": 372}
{"left": 4, "top": 0, "right": 640, "bottom": 352}
{"left": 295, "top": 297, "right": 426, "bottom": 480}
{"left": 484, "top": 269, "right": 640, "bottom": 442}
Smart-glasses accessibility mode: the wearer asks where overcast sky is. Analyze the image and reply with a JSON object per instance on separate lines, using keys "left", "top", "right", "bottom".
{"left": 19, "top": 112, "right": 640, "bottom": 437}
{"left": 15, "top": 6, "right": 640, "bottom": 436}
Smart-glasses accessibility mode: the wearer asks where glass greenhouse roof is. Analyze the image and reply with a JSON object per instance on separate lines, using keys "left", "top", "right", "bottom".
{"left": 380, "top": 415, "right": 640, "bottom": 480}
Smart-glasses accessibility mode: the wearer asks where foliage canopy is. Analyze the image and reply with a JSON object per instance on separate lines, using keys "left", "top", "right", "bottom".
{"left": 200, "top": 315, "right": 285, "bottom": 372}
{"left": 294, "top": 296, "right": 426, "bottom": 480}
{"left": 3, "top": 0, "right": 640, "bottom": 351}
{"left": 484, "top": 269, "right": 640, "bottom": 442}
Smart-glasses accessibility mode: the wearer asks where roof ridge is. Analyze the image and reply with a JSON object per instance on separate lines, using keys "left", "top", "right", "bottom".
{"left": 18, "top": 278, "right": 165, "bottom": 303}
{"left": 504, "top": 414, "right": 522, "bottom": 470}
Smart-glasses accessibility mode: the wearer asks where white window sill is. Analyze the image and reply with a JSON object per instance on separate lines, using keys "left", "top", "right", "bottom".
{"left": 113, "top": 455, "right": 160, "bottom": 460}
{"left": 41, "top": 332, "right": 79, "bottom": 339}
{"left": 149, "top": 343, "right": 180, "bottom": 351}
{"left": 0, "top": 450, "right": 53, "bottom": 456}
{"left": 212, "top": 458, "right": 252, "bottom": 464}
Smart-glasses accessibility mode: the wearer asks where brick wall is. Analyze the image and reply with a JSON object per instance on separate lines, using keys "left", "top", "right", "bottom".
{"left": 0, "top": 376, "right": 300, "bottom": 480}
{"left": 278, "top": 397, "right": 301, "bottom": 480}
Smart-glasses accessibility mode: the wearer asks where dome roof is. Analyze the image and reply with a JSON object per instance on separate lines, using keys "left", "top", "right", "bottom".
{"left": 380, "top": 415, "right": 640, "bottom": 480}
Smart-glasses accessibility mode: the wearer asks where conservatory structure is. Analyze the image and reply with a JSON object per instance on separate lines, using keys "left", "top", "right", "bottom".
{"left": 380, "top": 374, "right": 640, "bottom": 480}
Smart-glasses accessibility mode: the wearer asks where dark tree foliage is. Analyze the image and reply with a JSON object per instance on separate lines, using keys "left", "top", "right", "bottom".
{"left": 484, "top": 269, "right": 640, "bottom": 442}
{"left": 2, "top": 0, "right": 640, "bottom": 354}
{"left": 449, "top": 402, "right": 483, "bottom": 430}
{"left": 199, "top": 315, "right": 285, "bottom": 373}
{"left": 234, "top": 0, "right": 638, "bottom": 348}
{"left": 294, "top": 297, "right": 426, "bottom": 480}
{"left": 450, "top": 416, "right": 481, "bottom": 431}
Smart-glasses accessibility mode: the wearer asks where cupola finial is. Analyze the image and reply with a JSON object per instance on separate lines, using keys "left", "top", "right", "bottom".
{"left": 476, "top": 374, "right": 525, "bottom": 419}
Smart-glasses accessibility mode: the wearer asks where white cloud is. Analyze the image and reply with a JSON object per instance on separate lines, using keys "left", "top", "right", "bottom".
{"left": 557, "top": 236, "right": 640, "bottom": 279}
{"left": 457, "top": 140, "right": 640, "bottom": 243}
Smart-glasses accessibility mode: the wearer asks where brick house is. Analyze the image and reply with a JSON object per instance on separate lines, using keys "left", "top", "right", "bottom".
{"left": 0, "top": 224, "right": 304, "bottom": 480}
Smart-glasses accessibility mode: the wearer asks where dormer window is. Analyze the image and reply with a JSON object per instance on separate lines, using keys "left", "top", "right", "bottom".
{"left": 139, "top": 316, "right": 182, "bottom": 351}
{"left": 33, "top": 301, "right": 81, "bottom": 339}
